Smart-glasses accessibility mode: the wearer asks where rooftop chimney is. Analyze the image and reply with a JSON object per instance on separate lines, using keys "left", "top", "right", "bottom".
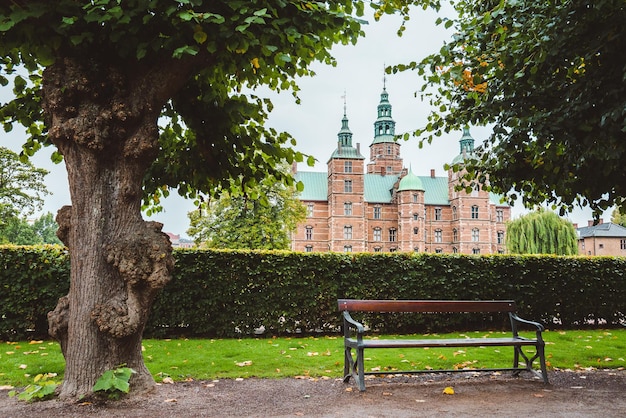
{"left": 430, "top": 169, "right": 435, "bottom": 178}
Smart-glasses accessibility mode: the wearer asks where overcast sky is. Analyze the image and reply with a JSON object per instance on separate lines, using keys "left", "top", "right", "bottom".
{"left": 0, "top": 6, "right": 610, "bottom": 237}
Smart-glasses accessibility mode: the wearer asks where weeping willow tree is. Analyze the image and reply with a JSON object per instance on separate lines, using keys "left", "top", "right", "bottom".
{"left": 506, "top": 210, "right": 578, "bottom": 255}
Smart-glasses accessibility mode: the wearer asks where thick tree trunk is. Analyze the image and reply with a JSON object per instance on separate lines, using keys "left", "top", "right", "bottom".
{"left": 43, "top": 57, "right": 179, "bottom": 399}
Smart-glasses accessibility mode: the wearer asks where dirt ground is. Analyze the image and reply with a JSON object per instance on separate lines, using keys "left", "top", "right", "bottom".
{"left": 1, "top": 369, "right": 625, "bottom": 417}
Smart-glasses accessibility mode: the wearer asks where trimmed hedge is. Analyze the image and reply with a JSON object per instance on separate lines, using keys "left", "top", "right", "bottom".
{"left": 1, "top": 246, "right": 625, "bottom": 340}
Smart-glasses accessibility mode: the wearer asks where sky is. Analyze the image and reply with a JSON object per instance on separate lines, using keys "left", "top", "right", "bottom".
{"left": 0, "top": 5, "right": 611, "bottom": 238}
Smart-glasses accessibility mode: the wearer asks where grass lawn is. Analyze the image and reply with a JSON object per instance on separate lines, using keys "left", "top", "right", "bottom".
{"left": 1, "top": 329, "right": 624, "bottom": 387}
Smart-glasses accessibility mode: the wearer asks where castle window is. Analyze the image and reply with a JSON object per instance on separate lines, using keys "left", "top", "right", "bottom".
{"left": 344, "top": 180, "right": 352, "bottom": 192}
{"left": 452, "top": 247, "right": 458, "bottom": 254}
{"left": 497, "top": 231, "right": 504, "bottom": 244}
{"left": 386, "top": 144, "right": 392, "bottom": 155}
{"left": 472, "top": 228, "right": 479, "bottom": 242}
{"left": 472, "top": 248, "right": 481, "bottom": 254}
{"left": 621, "top": 239, "right": 626, "bottom": 250}
{"left": 389, "top": 228, "right": 397, "bottom": 242}
{"left": 453, "top": 228, "right": 458, "bottom": 242}
{"left": 343, "top": 225, "right": 353, "bottom": 240}
{"left": 305, "top": 226, "right": 313, "bottom": 240}
{"left": 496, "top": 209, "right": 504, "bottom": 222}
{"left": 374, "top": 247, "right": 382, "bottom": 252}
{"left": 344, "top": 245, "right": 352, "bottom": 253}
{"left": 471, "top": 205, "right": 479, "bottom": 219}
{"left": 434, "top": 229, "right": 442, "bottom": 243}
{"left": 452, "top": 206, "right": 457, "bottom": 220}
{"left": 413, "top": 213, "right": 418, "bottom": 220}
{"left": 389, "top": 247, "right": 397, "bottom": 252}
{"left": 373, "top": 206, "right": 381, "bottom": 219}
{"left": 373, "top": 227, "right": 382, "bottom": 241}
{"left": 434, "top": 207, "right": 442, "bottom": 220}
{"left": 344, "top": 161, "right": 352, "bottom": 173}
{"left": 435, "top": 248, "right": 443, "bottom": 254}
{"left": 307, "top": 203, "right": 314, "bottom": 217}
{"left": 344, "top": 202, "right": 352, "bottom": 216}
{"left": 305, "top": 245, "right": 313, "bottom": 252}
{"left": 413, "top": 194, "right": 418, "bottom": 203}
{"left": 413, "top": 227, "right": 419, "bottom": 235}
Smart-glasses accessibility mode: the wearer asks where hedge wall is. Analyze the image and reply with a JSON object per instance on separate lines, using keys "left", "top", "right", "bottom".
{"left": 1, "top": 246, "right": 625, "bottom": 340}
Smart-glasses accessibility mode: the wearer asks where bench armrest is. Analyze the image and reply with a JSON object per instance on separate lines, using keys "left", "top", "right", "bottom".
{"left": 342, "top": 311, "right": 365, "bottom": 339}
{"left": 510, "top": 313, "right": 545, "bottom": 341}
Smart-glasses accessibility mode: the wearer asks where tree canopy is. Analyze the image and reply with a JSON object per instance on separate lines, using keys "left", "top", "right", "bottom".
{"left": 187, "top": 171, "right": 306, "bottom": 250}
{"left": 395, "top": 0, "right": 626, "bottom": 217}
{"left": 506, "top": 210, "right": 578, "bottom": 255}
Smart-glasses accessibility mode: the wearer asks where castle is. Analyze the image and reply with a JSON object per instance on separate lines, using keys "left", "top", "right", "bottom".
{"left": 291, "top": 86, "right": 510, "bottom": 253}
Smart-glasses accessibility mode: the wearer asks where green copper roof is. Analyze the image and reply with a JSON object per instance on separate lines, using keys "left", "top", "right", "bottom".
{"left": 295, "top": 170, "right": 506, "bottom": 206}
{"left": 398, "top": 169, "right": 425, "bottom": 191}
{"left": 452, "top": 127, "right": 477, "bottom": 164}
{"left": 295, "top": 171, "right": 327, "bottom": 200}
{"left": 330, "top": 105, "right": 365, "bottom": 160}
{"left": 329, "top": 146, "right": 365, "bottom": 160}
{"left": 372, "top": 86, "right": 396, "bottom": 144}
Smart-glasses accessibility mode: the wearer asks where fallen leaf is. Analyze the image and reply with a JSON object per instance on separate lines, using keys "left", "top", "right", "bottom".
{"left": 0, "top": 385, "right": 14, "bottom": 390}
{"left": 162, "top": 377, "right": 174, "bottom": 384}
{"left": 383, "top": 392, "right": 393, "bottom": 396}
{"left": 345, "top": 387, "right": 353, "bottom": 392}
{"left": 29, "top": 341, "right": 43, "bottom": 345}
{"left": 236, "top": 361, "right": 253, "bottom": 367}
{"left": 533, "top": 393, "right": 544, "bottom": 398}
{"left": 416, "top": 399, "right": 426, "bottom": 403}
{"left": 235, "top": 378, "right": 244, "bottom": 381}
{"left": 78, "top": 402, "right": 92, "bottom": 406}
{"left": 204, "top": 383, "right": 215, "bottom": 388}
{"left": 19, "top": 364, "right": 27, "bottom": 369}
{"left": 164, "top": 398, "right": 177, "bottom": 403}
{"left": 307, "top": 352, "right": 319, "bottom": 357}
{"left": 443, "top": 386, "right": 455, "bottom": 395}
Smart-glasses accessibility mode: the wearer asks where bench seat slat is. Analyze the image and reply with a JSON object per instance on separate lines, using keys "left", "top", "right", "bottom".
{"left": 338, "top": 299, "right": 516, "bottom": 313}
{"left": 346, "top": 337, "right": 537, "bottom": 349}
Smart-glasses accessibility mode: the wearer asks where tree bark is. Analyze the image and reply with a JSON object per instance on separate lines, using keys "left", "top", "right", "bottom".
{"left": 42, "top": 56, "right": 188, "bottom": 399}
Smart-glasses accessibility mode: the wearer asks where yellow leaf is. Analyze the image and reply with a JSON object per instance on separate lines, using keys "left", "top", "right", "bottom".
{"left": 443, "top": 386, "right": 455, "bottom": 395}
{"left": 251, "top": 57, "right": 260, "bottom": 69}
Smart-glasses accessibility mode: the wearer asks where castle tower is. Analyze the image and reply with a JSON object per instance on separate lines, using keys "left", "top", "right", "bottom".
{"left": 327, "top": 99, "right": 366, "bottom": 252}
{"left": 397, "top": 168, "right": 426, "bottom": 251}
{"left": 367, "top": 82, "right": 403, "bottom": 175}
{"left": 448, "top": 128, "right": 493, "bottom": 254}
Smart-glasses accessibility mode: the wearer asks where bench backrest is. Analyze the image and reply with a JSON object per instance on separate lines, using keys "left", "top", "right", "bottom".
{"left": 337, "top": 299, "right": 517, "bottom": 313}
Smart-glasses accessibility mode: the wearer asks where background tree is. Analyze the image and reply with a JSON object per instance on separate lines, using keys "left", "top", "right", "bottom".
{"left": 0, "top": 0, "right": 419, "bottom": 399}
{"left": 396, "top": 0, "right": 626, "bottom": 217}
{"left": 0, "top": 212, "right": 62, "bottom": 245}
{"left": 187, "top": 172, "right": 306, "bottom": 250}
{"left": 0, "top": 147, "right": 49, "bottom": 216}
{"left": 611, "top": 208, "right": 626, "bottom": 228}
{"left": 506, "top": 210, "right": 578, "bottom": 255}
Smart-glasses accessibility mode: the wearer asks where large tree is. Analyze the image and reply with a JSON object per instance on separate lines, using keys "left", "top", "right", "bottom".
{"left": 187, "top": 172, "right": 306, "bottom": 250}
{"left": 396, "top": 0, "right": 626, "bottom": 216}
{"left": 0, "top": 0, "right": 419, "bottom": 399}
{"left": 506, "top": 210, "right": 578, "bottom": 255}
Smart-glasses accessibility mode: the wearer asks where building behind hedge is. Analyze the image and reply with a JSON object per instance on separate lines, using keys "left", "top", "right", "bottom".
{"left": 291, "top": 85, "right": 510, "bottom": 254}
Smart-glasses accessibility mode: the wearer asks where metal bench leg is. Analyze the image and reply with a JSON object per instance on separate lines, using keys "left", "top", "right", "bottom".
{"left": 343, "top": 346, "right": 353, "bottom": 383}
{"left": 537, "top": 343, "right": 549, "bottom": 383}
{"left": 356, "top": 346, "right": 366, "bottom": 391}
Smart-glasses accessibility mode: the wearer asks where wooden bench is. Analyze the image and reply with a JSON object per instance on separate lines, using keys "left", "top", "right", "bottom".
{"left": 338, "top": 299, "right": 548, "bottom": 391}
